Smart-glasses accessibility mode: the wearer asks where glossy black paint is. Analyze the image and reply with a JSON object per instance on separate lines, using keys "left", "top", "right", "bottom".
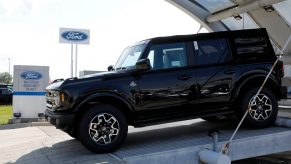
{"left": 45, "top": 28, "right": 286, "bottom": 131}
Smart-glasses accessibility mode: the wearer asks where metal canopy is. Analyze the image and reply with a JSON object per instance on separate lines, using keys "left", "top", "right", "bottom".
{"left": 166, "top": 0, "right": 291, "bottom": 56}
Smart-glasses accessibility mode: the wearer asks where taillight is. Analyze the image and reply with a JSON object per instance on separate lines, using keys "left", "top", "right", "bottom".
{"left": 276, "top": 61, "right": 284, "bottom": 78}
{"left": 281, "top": 62, "right": 284, "bottom": 77}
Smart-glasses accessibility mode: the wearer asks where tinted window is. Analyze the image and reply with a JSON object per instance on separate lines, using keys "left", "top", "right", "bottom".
{"left": 193, "top": 38, "right": 230, "bottom": 65}
{"left": 235, "top": 37, "right": 268, "bottom": 56}
{"left": 147, "top": 42, "right": 187, "bottom": 70}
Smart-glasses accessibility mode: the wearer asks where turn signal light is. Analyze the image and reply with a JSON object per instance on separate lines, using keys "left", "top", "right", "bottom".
{"left": 60, "top": 93, "right": 65, "bottom": 103}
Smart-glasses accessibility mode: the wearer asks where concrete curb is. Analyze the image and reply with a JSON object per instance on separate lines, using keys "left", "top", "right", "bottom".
{"left": 275, "top": 117, "right": 291, "bottom": 128}
{"left": 0, "top": 122, "right": 51, "bottom": 130}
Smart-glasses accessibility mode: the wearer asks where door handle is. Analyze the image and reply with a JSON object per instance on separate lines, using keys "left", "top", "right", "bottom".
{"left": 178, "top": 75, "right": 192, "bottom": 80}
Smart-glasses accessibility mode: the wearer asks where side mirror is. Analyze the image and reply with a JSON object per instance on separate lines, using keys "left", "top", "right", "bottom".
{"left": 135, "top": 59, "right": 151, "bottom": 71}
{"left": 107, "top": 65, "right": 114, "bottom": 71}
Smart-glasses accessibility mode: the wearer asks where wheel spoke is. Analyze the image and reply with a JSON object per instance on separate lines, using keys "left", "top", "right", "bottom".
{"left": 95, "top": 135, "right": 104, "bottom": 142}
{"left": 102, "top": 135, "right": 112, "bottom": 144}
{"left": 254, "top": 112, "right": 260, "bottom": 120}
{"left": 106, "top": 117, "right": 117, "bottom": 126}
{"left": 90, "top": 123, "right": 98, "bottom": 130}
{"left": 110, "top": 127, "right": 119, "bottom": 135}
{"left": 250, "top": 98, "right": 257, "bottom": 105}
{"left": 261, "top": 113, "right": 268, "bottom": 120}
{"left": 264, "top": 104, "right": 272, "bottom": 110}
{"left": 98, "top": 114, "right": 106, "bottom": 124}
{"left": 261, "top": 96, "right": 268, "bottom": 104}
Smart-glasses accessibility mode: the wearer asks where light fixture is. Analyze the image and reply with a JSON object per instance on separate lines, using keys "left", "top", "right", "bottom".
{"left": 233, "top": 15, "right": 242, "bottom": 20}
{"left": 264, "top": 5, "right": 274, "bottom": 12}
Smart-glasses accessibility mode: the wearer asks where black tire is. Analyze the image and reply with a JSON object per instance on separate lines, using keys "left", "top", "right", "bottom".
{"left": 78, "top": 104, "right": 128, "bottom": 153}
{"left": 238, "top": 87, "right": 278, "bottom": 128}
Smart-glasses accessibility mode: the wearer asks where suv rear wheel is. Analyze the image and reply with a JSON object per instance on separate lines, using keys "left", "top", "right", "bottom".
{"left": 78, "top": 104, "right": 128, "bottom": 153}
{"left": 239, "top": 87, "right": 278, "bottom": 128}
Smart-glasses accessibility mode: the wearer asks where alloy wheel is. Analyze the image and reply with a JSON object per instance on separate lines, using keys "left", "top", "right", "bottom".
{"left": 248, "top": 94, "right": 273, "bottom": 121}
{"left": 88, "top": 113, "right": 120, "bottom": 145}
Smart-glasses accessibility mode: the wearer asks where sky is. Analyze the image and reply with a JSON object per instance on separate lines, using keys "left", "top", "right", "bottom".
{"left": 0, "top": 0, "right": 205, "bottom": 80}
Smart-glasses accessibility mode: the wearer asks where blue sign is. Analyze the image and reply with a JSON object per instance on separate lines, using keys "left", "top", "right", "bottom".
{"left": 21, "top": 71, "right": 43, "bottom": 80}
{"left": 61, "top": 31, "right": 88, "bottom": 42}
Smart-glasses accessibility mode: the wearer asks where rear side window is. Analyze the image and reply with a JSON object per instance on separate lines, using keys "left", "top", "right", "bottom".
{"left": 235, "top": 37, "right": 269, "bottom": 56}
{"left": 193, "top": 38, "right": 230, "bottom": 65}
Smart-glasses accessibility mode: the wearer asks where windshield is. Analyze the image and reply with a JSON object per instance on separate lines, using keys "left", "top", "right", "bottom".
{"left": 114, "top": 43, "right": 146, "bottom": 70}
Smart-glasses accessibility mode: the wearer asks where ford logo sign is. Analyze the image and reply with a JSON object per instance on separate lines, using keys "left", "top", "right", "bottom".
{"left": 21, "top": 71, "right": 42, "bottom": 80}
{"left": 61, "top": 31, "right": 88, "bottom": 42}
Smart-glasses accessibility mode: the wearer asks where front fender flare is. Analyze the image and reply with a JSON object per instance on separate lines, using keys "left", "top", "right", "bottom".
{"left": 73, "top": 92, "right": 134, "bottom": 113}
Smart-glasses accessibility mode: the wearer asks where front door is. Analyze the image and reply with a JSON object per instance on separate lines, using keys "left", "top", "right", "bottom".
{"left": 134, "top": 42, "right": 198, "bottom": 119}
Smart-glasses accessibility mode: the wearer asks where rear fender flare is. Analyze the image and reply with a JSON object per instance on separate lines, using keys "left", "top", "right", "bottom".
{"left": 232, "top": 74, "right": 279, "bottom": 99}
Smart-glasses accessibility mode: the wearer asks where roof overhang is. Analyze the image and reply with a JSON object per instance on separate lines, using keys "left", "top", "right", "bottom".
{"left": 165, "top": 0, "right": 291, "bottom": 56}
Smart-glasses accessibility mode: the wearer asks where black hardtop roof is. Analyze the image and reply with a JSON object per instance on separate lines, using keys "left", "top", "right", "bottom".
{"left": 148, "top": 28, "right": 268, "bottom": 44}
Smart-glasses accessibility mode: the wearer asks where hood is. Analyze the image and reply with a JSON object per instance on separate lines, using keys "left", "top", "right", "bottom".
{"left": 46, "top": 80, "right": 64, "bottom": 90}
{"left": 46, "top": 70, "right": 128, "bottom": 90}
{"left": 79, "top": 71, "right": 119, "bottom": 79}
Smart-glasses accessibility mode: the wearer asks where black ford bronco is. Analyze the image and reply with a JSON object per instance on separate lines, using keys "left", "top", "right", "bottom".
{"left": 45, "top": 28, "right": 287, "bottom": 153}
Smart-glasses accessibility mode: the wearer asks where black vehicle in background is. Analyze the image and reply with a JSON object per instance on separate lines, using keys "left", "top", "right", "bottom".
{"left": 0, "top": 84, "right": 13, "bottom": 105}
{"left": 45, "top": 28, "right": 287, "bottom": 153}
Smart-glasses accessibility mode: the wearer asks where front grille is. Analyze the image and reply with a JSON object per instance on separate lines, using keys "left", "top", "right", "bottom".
{"left": 46, "top": 100, "right": 53, "bottom": 109}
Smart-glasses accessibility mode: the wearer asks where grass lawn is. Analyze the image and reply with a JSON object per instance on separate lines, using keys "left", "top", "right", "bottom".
{"left": 0, "top": 105, "right": 13, "bottom": 125}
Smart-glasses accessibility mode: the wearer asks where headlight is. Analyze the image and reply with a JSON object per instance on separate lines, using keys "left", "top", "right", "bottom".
{"left": 53, "top": 92, "right": 61, "bottom": 107}
{"left": 46, "top": 91, "right": 66, "bottom": 110}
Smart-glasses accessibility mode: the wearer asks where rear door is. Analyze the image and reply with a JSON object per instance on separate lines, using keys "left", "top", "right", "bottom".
{"left": 193, "top": 38, "right": 235, "bottom": 111}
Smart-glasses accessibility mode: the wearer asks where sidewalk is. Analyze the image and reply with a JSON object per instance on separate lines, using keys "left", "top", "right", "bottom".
{"left": 1, "top": 111, "right": 291, "bottom": 164}
{"left": 0, "top": 126, "right": 122, "bottom": 164}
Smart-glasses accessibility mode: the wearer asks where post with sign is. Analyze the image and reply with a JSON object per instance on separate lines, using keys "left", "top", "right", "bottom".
{"left": 13, "top": 65, "right": 49, "bottom": 120}
{"left": 59, "top": 28, "right": 90, "bottom": 77}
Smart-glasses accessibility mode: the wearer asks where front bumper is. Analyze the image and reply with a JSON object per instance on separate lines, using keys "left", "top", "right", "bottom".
{"left": 45, "top": 109, "right": 75, "bottom": 133}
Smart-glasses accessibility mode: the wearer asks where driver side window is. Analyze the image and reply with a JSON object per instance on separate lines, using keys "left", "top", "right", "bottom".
{"left": 147, "top": 42, "right": 187, "bottom": 70}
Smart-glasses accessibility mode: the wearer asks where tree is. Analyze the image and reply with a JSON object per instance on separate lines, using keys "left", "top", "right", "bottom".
{"left": 0, "top": 72, "right": 12, "bottom": 84}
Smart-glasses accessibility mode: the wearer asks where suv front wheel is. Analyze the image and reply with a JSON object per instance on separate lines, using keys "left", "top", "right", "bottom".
{"left": 78, "top": 104, "right": 128, "bottom": 153}
{"left": 239, "top": 87, "right": 278, "bottom": 128}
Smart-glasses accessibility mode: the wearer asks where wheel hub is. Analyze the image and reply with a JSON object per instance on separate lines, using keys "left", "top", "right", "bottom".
{"left": 88, "top": 113, "right": 120, "bottom": 145}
